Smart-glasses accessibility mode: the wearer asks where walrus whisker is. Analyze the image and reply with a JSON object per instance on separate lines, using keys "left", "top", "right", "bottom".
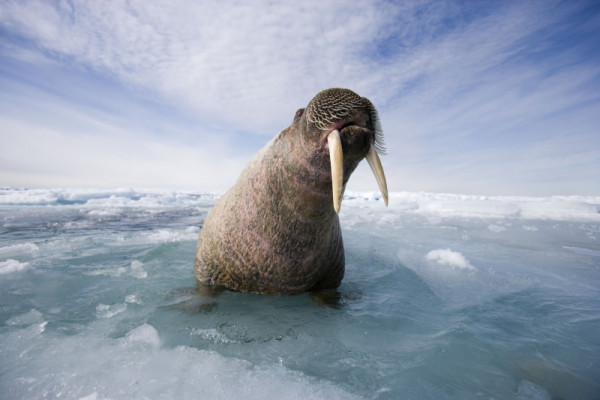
{"left": 327, "top": 129, "right": 344, "bottom": 213}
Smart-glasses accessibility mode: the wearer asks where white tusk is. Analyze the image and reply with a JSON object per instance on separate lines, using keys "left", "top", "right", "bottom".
{"left": 366, "top": 146, "right": 388, "bottom": 206}
{"left": 327, "top": 129, "right": 343, "bottom": 213}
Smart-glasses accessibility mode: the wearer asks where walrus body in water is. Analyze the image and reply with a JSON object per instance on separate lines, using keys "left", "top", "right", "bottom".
{"left": 194, "top": 88, "right": 388, "bottom": 295}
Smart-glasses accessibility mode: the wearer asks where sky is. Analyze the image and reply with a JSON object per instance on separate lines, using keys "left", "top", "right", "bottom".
{"left": 0, "top": 0, "right": 599, "bottom": 196}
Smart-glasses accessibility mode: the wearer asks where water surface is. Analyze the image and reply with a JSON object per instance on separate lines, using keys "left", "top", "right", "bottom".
{"left": 1, "top": 188, "right": 599, "bottom": 399}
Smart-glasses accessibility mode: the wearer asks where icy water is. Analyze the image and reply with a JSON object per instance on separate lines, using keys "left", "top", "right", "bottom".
{"left": 1, "top": 188, "right": 599, "bottom": 399}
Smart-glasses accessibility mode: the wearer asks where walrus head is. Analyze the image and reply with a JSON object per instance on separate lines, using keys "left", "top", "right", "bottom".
{"left": 294, "top": 88, "right": 388, "bottom": 212}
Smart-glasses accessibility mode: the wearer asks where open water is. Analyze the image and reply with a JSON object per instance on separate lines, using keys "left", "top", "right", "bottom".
{"left": 1, "top": 188, "right": 599, "bottom": 399}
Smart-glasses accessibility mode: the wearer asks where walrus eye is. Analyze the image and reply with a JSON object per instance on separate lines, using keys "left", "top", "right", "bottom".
{"left": 295, "top": 108, "right": 304, "bottom": 119}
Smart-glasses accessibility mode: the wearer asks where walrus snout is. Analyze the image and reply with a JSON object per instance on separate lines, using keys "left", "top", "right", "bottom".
{"left": 326, "top": 124, "right": 388, "bottom": 212}
{"left": 328, "top": 110, "right": 372, "bottom": 137}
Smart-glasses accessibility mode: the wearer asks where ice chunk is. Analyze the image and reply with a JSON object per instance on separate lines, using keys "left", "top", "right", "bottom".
{"left": 0, "top": 243, "right": 39, "bottom": 257}
{"left": 146, "top": 229, "right": 199, "bottom": 243}
{"left": 515, "top": 380, "right": 551, "bottom": 400}
{"left": 425, "top": 249, "right": 476, "bottom": 271}
{"left": 130, "top": 260, "right": 147, "bottom": 278}
{"left": 191, "top": 328, "right": 236, "bottom": 344}
{"left": 96, "top": 303, "right": 127, "bottom": 319}
{"left": 562, "top": 246, "right": 600, "bottom": 257}
{"left": 86, "top": 267, "right": 127, "bottom": 277}
{"left": 7, "top": 309, "right": 44, "bottom": 326}
{"left": 0, "top": 259, "right": 31, "bottom": 275}
{"left": 487, "top": 224, "right": 507, "bottom": 233}
{"left": 125, "top": 324, "right": 161, "bottom": 348}
{"left": 125, "top": 294, "right": 142, "bottom": 304}
{"left": 78, "top": 392, "right": 103, "bottom": 400}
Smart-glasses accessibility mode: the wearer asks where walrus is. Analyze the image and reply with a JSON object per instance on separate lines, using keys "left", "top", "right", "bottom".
{"left": 194, "top": 88, "right": 388, "bottom": 295}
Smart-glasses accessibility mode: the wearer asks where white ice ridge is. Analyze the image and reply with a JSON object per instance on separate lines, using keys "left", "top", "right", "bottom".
{"left": 343, "top": 191, "right": 600, "bottom": 221}
{"left": 0, "top": 243, "right": 39, "bottom": 257}
{"left": 2, "top": 187, "right": 599, "bottom": 220}
{"left": 1, "top": 321, "right": 361, "bottom": 400}
{"left": 426, "top": 249, "right": 476, "bottom": 271}
{"left": 0, "top": 187, "right": 220, "bottom": 206}
{"left": 146, "top": 227, "right": 200, "bottom": 243}
{"left": 125, "top": 324, "right": 161, "bottom": 348}
{"left": 6, "top": 309, "right": 44, "bottom": 326}
{"left": 130, "top": 260, "right": 147, "bottom": 279}
{"left": 0, "top": 259, "right": 31, "bottom": 275}
{"left": 96, "top": 303, "right": 127, "bottom": 319}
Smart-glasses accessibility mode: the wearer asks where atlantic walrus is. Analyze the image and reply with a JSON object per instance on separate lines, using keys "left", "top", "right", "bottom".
{"left": 194, "top": 88, "right": 388, "bottom": 295}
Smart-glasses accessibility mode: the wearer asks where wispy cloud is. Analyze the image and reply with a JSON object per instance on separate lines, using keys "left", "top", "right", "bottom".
{"left": 0, "top": 77, "right": 249, "bottom": 189}
{"left": 1, "top": 0, "right": 400, "bottom": 130}
{"left": 0, "top": 0, "right": 598, "bottom": 194}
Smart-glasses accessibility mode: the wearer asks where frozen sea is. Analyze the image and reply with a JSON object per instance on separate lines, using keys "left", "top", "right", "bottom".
{"left": 1, "top": 188, "right": 599, "bottom": 399}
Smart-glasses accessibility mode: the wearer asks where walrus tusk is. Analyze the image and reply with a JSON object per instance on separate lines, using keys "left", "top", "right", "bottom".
{"left": 366, "top": 146, "right": 389, "bottom": 206}
{"left": 327, "top": 129, "right": 343, "bottom": 213}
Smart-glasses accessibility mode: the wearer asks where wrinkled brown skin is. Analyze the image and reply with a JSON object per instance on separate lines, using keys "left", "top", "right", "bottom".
{"left": 194, "top": 88, "right": 379, "bottom": 295}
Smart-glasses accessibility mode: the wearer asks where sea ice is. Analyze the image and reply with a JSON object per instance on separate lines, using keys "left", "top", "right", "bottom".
{"left": 425, "top": 248, "right": 476, "bottom": 271}
{"left": 0, "top": 242, "right": 39, "bottom": 257}
{"left": 6, "top": 309, "right": 43, "bottom": 326}
{"left": 1, "top": 188, "right": 599, "bottom": 399}
{"left": 96, "top": 303, "right": 127, "bottom": 319}
{"left": 125, "top": 324, "right": 161, "bottom": 348}
{"left": 130, "top": 260, "right": 147, "bottom": 278}
{"left": 0, "top": 259, "right": 31, "bottom": 275}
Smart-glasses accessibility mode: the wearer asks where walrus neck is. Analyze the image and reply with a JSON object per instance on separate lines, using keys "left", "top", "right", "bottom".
{"left": 269, "top": 127, "right": 337, "bottom": 219}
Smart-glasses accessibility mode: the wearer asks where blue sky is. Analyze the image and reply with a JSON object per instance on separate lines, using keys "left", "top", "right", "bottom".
{"left": 1, "top": 0, "right": 599, "bottom": 196}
